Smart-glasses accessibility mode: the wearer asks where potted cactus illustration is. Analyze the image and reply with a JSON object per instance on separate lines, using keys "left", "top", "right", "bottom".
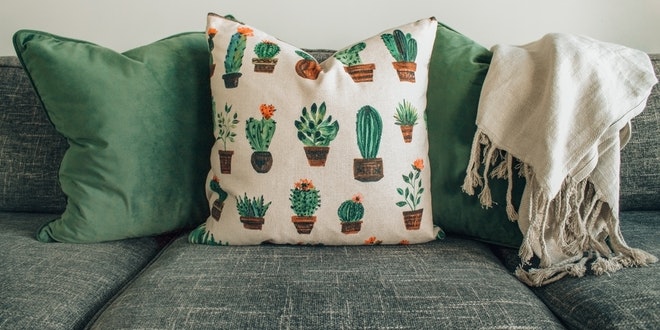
{"left": 215, "top": 101, "right": 239, "bottom": 173}
{"left": 252, "top": 40, "right": 280, "bottom": 73}
{"left": 338, "top": 194, "right": 365, "bottom": 234}
{"left": 354, "top": 105, "right": 384, "bottom": 182}
{"left": 209, "top": 176, "right": 227, "bottom": 220}
{"left": 393, "top": 99, "right": 418, "bottom": 143}
{"left": 381, "top": 29, "right": 418, "bottom": 82}
{"left": 294, "top": 102, "right": 340, "bottom": 166}
{"left": 223, "top": 26, "right": 253, "bottom": 88}
{"left": 235, "top": 193, "right": 272, "bottom": 230}
{"left": 290, "top": 179, "right": 321, "bottom": 234}
{"left": 396, "top": 159, "right": 425, "bottom": 230}
{"left": 334, "top": 42, "right": 375, "bottom": 83}
{"left": 246, "top": 104, "right": 277, "bottom": 173}
{"left": 295, "top": 50, "right": 321, "bottom": 80}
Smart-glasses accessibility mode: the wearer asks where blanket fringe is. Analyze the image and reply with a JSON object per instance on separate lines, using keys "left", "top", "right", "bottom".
{"left": 463, "top": 130, "right": 658, "bottom": 287}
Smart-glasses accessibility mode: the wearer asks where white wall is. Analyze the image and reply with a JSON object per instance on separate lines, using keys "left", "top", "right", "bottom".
{"left": 1, "top": 0, "right": 659, "bottom": 56}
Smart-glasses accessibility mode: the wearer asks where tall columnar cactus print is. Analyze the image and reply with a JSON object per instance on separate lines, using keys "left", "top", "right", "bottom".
{"left": 381, "top": 29, "right": 419, "bottom": 82}
{"left": 354, "top": 105, "right": 384, "bottom": 182}
{"left": 222, "top": 26, "right": 253, "bottom": 88}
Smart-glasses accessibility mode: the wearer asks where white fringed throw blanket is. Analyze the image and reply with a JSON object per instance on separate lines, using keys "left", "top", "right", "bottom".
{"left": 463, "top": 33, "right": 658, "bottom": 286}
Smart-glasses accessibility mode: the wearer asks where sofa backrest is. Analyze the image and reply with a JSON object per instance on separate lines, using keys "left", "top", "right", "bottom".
{"left": 0, "top": 53, "right": 658, "bottom": 213}
{"left": 0, "top": 56, "right": 67, "bottom": 213}
{"left": 620, "top": 54, "right": 660, "bottom": 211}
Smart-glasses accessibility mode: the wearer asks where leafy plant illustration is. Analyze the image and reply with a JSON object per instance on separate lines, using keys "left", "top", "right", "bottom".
{"left": 254, "top": 40, "right": 280, "bottom": 59}
{"left": 295, "top": 102, "right": 339, "bottom": 147}
{"left": 188, "top": 223, "right": 227, "bottom": 246}
{"left": 224, "top": 26, "right": 253, "bottom": 74}
{"left": 215, "top": 102, "right": 239, "bottom": 150}
{"left": 245, "top": 104, "right": 277, "bottom": 152}
{"left": 290, "top": 179, "right": 321, "bottom": 216}
{"left": 396, "top": 159, "right": 425, "bottom": 211}
{"left": 356, "top": 105, "right": 383, "bottom": 159}
{"left": 393, "top": 99, "right": 418, "bottom": 126}
{"left": 337, "top": 194, "right": 365, "bottom": 223}
{"left": 235, "top": 193, "right": 272, "bottom": 217}
{"left": 381, "top": 29, "right": 418, "bottom": 62}
{"left": 334, "top": 42, "right": 366, "bottom": 66}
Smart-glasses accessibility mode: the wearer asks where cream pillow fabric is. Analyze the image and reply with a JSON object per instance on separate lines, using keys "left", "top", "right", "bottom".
{"left": 189, "top": 13, "right": 441, "bottom": 245}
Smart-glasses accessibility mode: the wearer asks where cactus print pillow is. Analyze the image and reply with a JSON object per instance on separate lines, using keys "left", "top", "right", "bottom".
{"left": 189, "top": 13, "right": 442, "bottom": 245}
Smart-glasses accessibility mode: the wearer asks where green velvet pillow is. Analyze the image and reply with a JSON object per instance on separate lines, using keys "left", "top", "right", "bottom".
{"left": 13, "top": 30, "right": 213, "bottom": 243}
{"left": 427, "top": 23, "right": 524, "bottom": 248}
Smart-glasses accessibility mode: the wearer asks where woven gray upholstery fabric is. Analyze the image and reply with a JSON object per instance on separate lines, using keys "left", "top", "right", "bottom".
{"left": 0, "top": 56, "right": 67, "bottom": 213}
{"left": 492, "top": 211, "right": 660, "bottom": 330}
{"left": 620, "top": 54, "right": 660, "bottom": 211}
{"left": 88, "top": 238, "right": 564, "bottom": 329}
{"left": 0, "top": 212, "right": 166, "bottom": 330}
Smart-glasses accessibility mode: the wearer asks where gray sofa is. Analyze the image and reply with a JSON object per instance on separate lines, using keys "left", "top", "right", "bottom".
{"left": 1, "top": 51, "right": 658, "bottom": 329}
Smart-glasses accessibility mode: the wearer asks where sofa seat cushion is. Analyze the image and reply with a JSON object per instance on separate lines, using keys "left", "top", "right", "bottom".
{"left": 492, "top": 211, "right": 660, "bottom": 329}
{"left": 0, "top": 212, "right": 168, "bottom": 329}
{"left": 88, "top": 236, "right": 564, "bottom": 329}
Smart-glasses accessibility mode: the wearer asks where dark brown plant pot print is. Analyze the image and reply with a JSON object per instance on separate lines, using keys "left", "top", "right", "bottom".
{"left": 399, "top": 125, "right": 414, "bottom": 143}
{"left": 211, "top": 199, "right": 224, "bottom": 221}
{"left": 353, "top": 158, "right": 384, "bottom": 182}
{"left": 222, "top": 72, "right": 242, "bottom": 88}
{"left": 344, "top": 63, "right": 376, "bottom": 83}
{"left": 402, "top": 209, "right": 423, "bottom": 230}
{"left": 303, "top": 146, "right": 330, "bottom": 166}
{"left": 341, "top": 221, "right": 363, "bottom": 234}
{"left": 252, "top": 58, "right": 278, "bottom": 73}
{"left": 291, "top": 215, "right": 316, "bottom": 234}
{"left": 392, "top": 62, "right": 417, "bottom": 83}
{"left": 218, "top": 150, "right": 234, "bottom": 174}
{"left": 295, "top": 59, "right": 321, "bottom": 80}
{"left": 251, "top": 151, "right": 273, "bottom": 173}
{"left": 240, "top": 216, "right": 265, "bottom": 230}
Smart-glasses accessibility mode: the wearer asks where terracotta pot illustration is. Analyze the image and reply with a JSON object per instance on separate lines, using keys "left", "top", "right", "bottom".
{"left": 353, "top": 158, "right": 384, "bottom": 182}
{"left": 251, "top": 151, "right": 273, "bottom": 173}
{"left": 399, "top": 125, "right": 414, "bottom": 143}
{"left": 218, "top": 150, "right": 234, "bottom": 174}
{"left": 303, "top": 146, "right": 330, "bottom": 166}
{"left": 222, "top": 72, "right": 242, "bottom": 88}
{"left": 392, "top": 62, "right": 417, "bottom": 83}
{"left": 344, "top": 63, "right": 376, "bottom": 83}
{"left": 240, "top": 216, "right": 265, "bottom": 230}
{"left": 252, "top": 58, "right": 278, "bottom": 73}
{"left": 295, "top": 59, "right": 321, "bottom": 80}
{"left": 291, "top": 215, "right": 316, "bottom": 234}
{"left": 402, "top": 209, "right": 423, "bottom": 230}
{"left": 341, "top": 221, "right": 363, "bottom": 234}
{"left": 211, "top": 199, "right": 224, "bottom": 221}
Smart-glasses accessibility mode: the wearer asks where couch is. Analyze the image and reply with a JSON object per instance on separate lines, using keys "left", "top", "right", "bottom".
{"left": 1, "top": 43, "right": 658, "bottom": 329}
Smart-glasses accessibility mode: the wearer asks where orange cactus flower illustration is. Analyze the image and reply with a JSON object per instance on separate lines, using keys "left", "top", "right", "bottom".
{"left": 237, "top": 26, "right": 254, "bottom": 37}
{"left": 259, "top": 104, "right": 276, "bottom": 120}
{"left": 364, "top": 236, "right": 382, "bottom": 245}
{"left": 207, "top": 27, "right": 218, "bottom": 36}
{"left": 351, "top": 193, "right": 363, "bottom": 203}
{"left": 399, "top": 240, "right": 410, "bottom": 245}
{"left": 413, "top": 158, "right": 424, "bottom": 171}
{"left": 294, "top": 178, "right": 315, "bottom": 191}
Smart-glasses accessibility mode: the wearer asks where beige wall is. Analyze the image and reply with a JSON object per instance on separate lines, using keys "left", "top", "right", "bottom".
{"left": 1, "top": 0, "right": 659, "bottom": 56}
